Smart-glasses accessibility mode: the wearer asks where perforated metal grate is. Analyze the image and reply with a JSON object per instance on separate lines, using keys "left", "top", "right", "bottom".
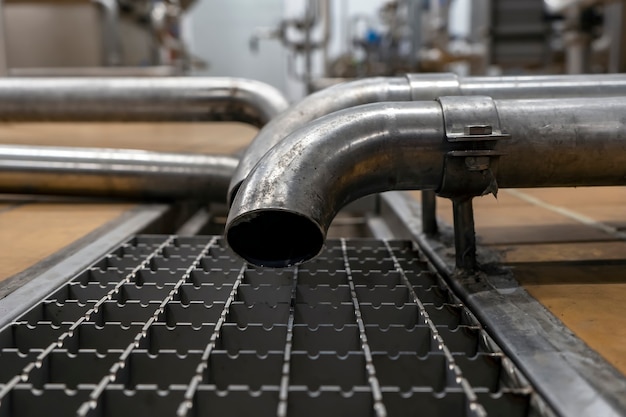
{"left": 0, "top": 236, "right": 543, "bottom": 417}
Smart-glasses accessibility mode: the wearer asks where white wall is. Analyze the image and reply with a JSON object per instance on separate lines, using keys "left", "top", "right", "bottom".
{"left": 282, "top": 0, "right": 468, "bottom": 99}
{"left": 186, "top": 0, "right": 468, "bottom": 101}
{"left": 449, "top": 0, "right": 471, "bottom": 39}
{"left": 186, "top": 0, "right": 288, "bottom": 97}
{"left": 283, "top": 0, "right": 386, "bottom": 99}
{"left": 186, "top": 0, "right": 388, "bottom": 101}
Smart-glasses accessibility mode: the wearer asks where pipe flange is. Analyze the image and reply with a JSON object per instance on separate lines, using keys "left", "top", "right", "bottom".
{"left": 436, "top": 96, "right": 510, "bottom": 199}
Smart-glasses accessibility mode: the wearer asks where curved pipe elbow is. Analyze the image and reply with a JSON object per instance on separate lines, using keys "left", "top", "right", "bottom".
{"left": 222, "top": 77, "right": 290, "bottom": 126}
{"left": 229, "top": 73, "right": 626, "bottom": 204}
{"left": 226, "top": 101, "right": 445, "bottom": 267}
{"left": 227, "top": 76, "right": 415, "bottom": 204}
{"left": 0, "top": 77, "right": 288, "bottom": 126}
{"left": 226, "top": 95, "right": 626, "bottom": 267}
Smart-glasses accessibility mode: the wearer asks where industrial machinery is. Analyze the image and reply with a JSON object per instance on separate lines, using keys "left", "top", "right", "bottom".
{"left": 0, "top": 72, "right": 625, "bottom": 417}
{"left": 250, "top": 0, "right": 626, "bottom": 96}
{"left": 0, "top": 0, "right": 198, "bottom": 76}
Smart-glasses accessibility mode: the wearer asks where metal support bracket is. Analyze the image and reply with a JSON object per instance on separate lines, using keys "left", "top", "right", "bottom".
{"left": 437, "top": 96, "right": 510, "bottom": 199}
{"left": 435, "top": 96, "right": 510, "bottom": 271}
{"left": 452, "top": 198, "right": 477, "bottom": 271}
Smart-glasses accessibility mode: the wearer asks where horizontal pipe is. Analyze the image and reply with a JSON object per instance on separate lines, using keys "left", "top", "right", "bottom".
{"left": 0, "top": 77, "right": 289, "bottom": 126}
{"left": 226, "top": 97, "right": 626, "bottom": 267}
{"left": 495, "top": 97, "right": 626, "bottom": 187}
{"left": 457, "top": 73, "right": 626, "bottom": 99}
{"left": 229, "top": 73, "right": 626, "bottom": 203}
{"left": 0, "top": 145, "right": 238, "bottom": 202}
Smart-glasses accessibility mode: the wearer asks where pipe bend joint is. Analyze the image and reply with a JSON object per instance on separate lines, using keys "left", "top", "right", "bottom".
{"left": 0, "top": 77, "right": 288, "bottom": 126}
{"left": 226, "top": 101, "right": 445, "bottom": 267}
{"left": 227, "top": 75, "right": 416, "bottom": 206}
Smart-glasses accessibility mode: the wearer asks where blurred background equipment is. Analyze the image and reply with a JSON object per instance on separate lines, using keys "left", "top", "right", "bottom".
{"left": 244, "top": 0, "right": 626, "bottom": 98}
{"left": 0, "top": 0, "right": 199, "bottom": 76}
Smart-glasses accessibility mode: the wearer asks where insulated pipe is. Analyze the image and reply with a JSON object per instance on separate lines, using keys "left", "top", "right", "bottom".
{"left": 228, "top": 72, "right": 626, "bottom": 203}
{"left": 226, "top": 96, "right": 626, "bottom": 267}
{"left": 0, "top": 77, "right": 288, "bottom": 126}
{"left": 0, "top": 145, "right": 238, "bottom": 203}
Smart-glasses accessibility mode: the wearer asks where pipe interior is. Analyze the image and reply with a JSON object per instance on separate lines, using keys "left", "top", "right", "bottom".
{"left": 226, "top": 210, "right": 324, "bottom": 267}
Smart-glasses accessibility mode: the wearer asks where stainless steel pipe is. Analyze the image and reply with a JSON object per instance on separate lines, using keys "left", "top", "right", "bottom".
{"left": 0, "top": 77, "right": 288, "bottom": 126}
{"left": 227, "top": 102, "right": 446, "bottom": 267}
{"left": 0, "top": 145, "right": 238, "bottom": 202}
{"left": 228, "top": 72, "right": 626, "bottom": 203}
{"left": 226, "top": 96, "right": 626, "bottom": 267}
{"left": 228, "top": 76, "right": 414, "bottom": 203}
{"left": 444, "top": 73, "right": 626, "bottom": 98}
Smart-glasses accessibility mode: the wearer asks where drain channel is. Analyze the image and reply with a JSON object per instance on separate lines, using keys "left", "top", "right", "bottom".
{"left": 0, "top": 236, "right": 549, "bottom": 417}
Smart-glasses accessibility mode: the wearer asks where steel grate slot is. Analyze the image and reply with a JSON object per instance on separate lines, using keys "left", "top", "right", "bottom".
{"left": 380, "top": 389, "right": 472, "bottom": 417}
{"left": 28, "top": 349, "right": 119, "bottom": 388}
{"left": 0, "top": 385, "right": 92, "bottom": 417}
{"left": 0, "top": 323, "right": 70, "bottom": 352}
{"left": 284, "top": 387, "right": 374, "bottom": 417}
{"left": 142, "top": 323, "right": 216, "bottom": 353}
{"left": 0, "top": 236, "right": 549, "bottom": 416}
{"left": 372, "top": 353, "right": 454, "bottom": 391}
{"left": 206, "top": 351, "right": 284, "bottom": 388}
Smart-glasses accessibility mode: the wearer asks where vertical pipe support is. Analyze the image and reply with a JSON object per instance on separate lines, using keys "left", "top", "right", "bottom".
{"left": 452, "top": 198, "right": 477, "bottom": 271}
{"left": 421, "top": 190, "right": 439, "bottom": 235}
{"left": 436, "top": 96, "right": 509, "bottom": 272}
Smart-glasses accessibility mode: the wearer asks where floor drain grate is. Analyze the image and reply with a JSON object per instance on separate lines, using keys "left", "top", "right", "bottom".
{"left": 0, "top": 236, "right": 548, "bottom": 417}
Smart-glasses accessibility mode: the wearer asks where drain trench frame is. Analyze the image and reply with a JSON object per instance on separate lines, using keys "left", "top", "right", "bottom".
{"left": 377, "top": 191, "right": 626, "bottom": 417}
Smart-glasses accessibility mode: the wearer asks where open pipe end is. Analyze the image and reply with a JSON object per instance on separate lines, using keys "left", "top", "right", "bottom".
{"left": 226, "top": 209, "right": 325, "bottom": 268}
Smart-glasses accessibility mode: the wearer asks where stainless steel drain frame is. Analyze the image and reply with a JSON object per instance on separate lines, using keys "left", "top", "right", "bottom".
{"left": 376, "top": 191, "right": 626, "bottom": 417}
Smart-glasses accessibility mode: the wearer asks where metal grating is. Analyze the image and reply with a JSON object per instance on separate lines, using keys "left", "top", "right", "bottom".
{"left": 0, "top": 236, "right": 547, "bottom": 417}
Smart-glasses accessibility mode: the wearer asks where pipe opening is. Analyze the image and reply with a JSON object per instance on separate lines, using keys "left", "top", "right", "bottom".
{"left": 226, "top": 210, "right": 324, "bottom": 268}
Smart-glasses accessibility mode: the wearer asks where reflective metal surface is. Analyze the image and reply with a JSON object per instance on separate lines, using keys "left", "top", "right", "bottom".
{"left": 0, "top": 145, "right": 238, "bottom": 202}
{"left": 226, "top": 96, "right": 626, "bottom": 267}
{"left": 227, "top": 102, "right": 445, "bottom": 266}
{"left": 230, "top": 72, "right": 626, "bottom": 203}
{"left": 495, "top": 97, "right": 626, "bottom": 187}
{"left": 228, "top": 76, "right": 413, "bottom": 203}
{"left": 0, "top": 77, "right": 288, "bottom": 126}
{"left": 458, "top": 73, "right": 626, "bottom": 99}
